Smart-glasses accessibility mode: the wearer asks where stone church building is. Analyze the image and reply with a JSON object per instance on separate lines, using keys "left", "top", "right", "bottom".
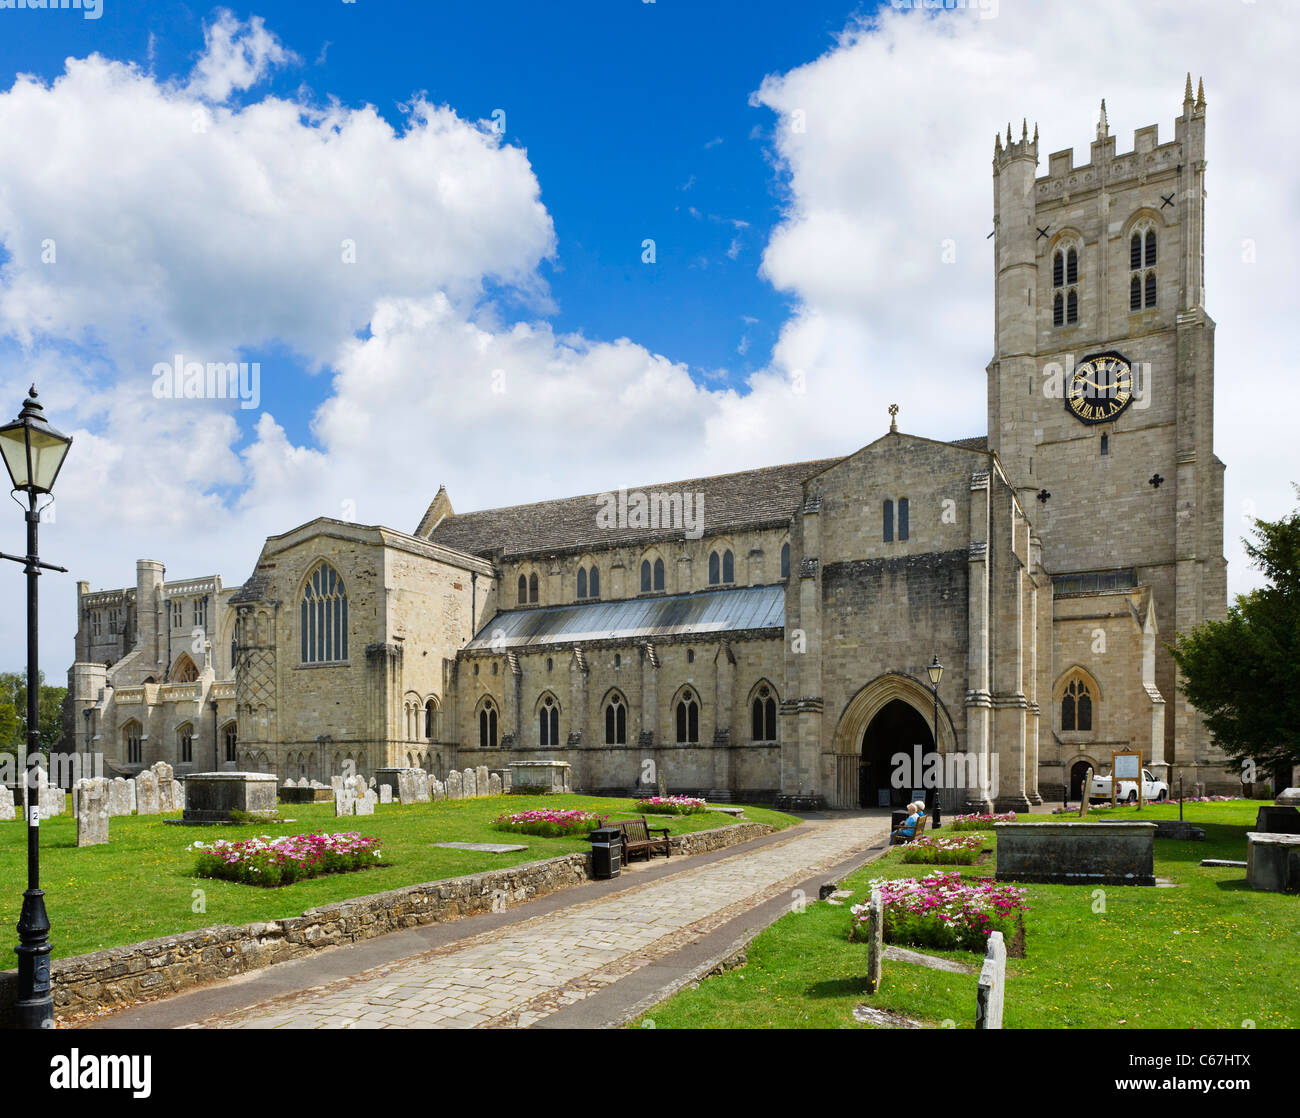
{"left": 67, "top": 81, "right": 1232, "bottom": 810}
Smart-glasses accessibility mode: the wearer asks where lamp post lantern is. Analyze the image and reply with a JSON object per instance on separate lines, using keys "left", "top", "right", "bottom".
{"left": 926, "top": 655, "right": 943, "bottom": 828}
{"left": 0, "top": 385, "right": 72, "bottom": 1030}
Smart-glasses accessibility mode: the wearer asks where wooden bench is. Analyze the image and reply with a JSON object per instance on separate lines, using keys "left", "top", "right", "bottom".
{"left": 607, "top": 816, "right": 672, "bottom": 863}
{"left": 891, "top": 813, "right": 929, "bottom": 845}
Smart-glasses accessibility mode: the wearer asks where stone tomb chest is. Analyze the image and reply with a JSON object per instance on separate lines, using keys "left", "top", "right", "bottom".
{"left": 994, "top": 821, "right": 1156, "bottom": 886}
{"left": 182, "top": 772, "right": 279, "bottom": 823}
{"left": 509, "top": 761, "right": 572, "bottom": 795}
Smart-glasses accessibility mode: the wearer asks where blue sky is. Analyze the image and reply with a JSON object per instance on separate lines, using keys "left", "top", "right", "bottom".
{"left": 1, "top": 0, "right": 872, "bottom": 449}
{"left": 0, "top": 0, "right": 1296, "bottom": 675}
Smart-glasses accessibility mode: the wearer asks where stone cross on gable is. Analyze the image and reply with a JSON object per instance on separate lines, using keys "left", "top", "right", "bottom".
{"left": 888, "top": 403, "right": 899, "bottom": 433}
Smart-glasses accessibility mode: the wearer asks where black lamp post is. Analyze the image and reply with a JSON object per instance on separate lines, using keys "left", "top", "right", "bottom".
{"left": 927, "top": 655, "right": 944, "bottom": 828}
{"left": 0, "top": 385, "right": 72, "bottom": 1030}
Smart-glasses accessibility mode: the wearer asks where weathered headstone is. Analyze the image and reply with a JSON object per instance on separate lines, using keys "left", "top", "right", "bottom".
{"left": 500, "top": 768, "right": 511, "bottom": 794}
{"left": 107, "top": 777, "right": 133, "bottom": 817}
{"left": 476, "top": 766, "right": 490, "bottom": 795}
{"left": 75, "top": 778, "right": 109, "bottom": 847}
{"left": 975, "top": 930, "right": 1007, "bottom": 1030}
{"left": 413, "top": 770, "right": 431, "bottom": 803}
{"left": 378, "top": 784, "right": 393, "bottom": 804}
{"left": 446, "top": 770, "right": 462, "bottom": 799}
{"left": 0, "top": 785, "right": 14, "bottom": 821}
{"left": 463, "top": 768, "right": 478, "bottom": 798}
{"left": 864, "top": 886, "right": 884, "bottom": 994}
{"left": 1079, "top": 768, "right": 1092, "bottom": 817}
{"left": 135, "top": 770, "right": 160, "bottom": 815}
{"left": 334, "top": 776, "right": 357, "bottom": 817}
{"left": 330, "top": 775, "right": 344, "bottom": 795}
{"left": 488, "top": 773, "right": 502, "bottom": 796}
{"left": 355, "top": 786, "right": 377, "bottom": 816}
{"left": 431, "top": 778, "right": 445, "bottom": 801}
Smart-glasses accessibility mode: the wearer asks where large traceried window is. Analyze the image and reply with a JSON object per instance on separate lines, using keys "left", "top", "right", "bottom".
{"left": 675, "top": 689, "right": 700, "bottom": 744}
{"left": 1129, "top": 224, "right": 1157, "bottom": 310}
{"left": 539, "top": 695, "right": 560, "bottom": 746}
{"left": 1061, "top": 676, "right": 1094, "bottom": 732}
{"left": 604, "top": 692, "right": 627, "bottom": 745}
{"left": 1053, "top": 243, "right": 1080, "bottom": 326}
{"left": 478, "top": 699, "right": 498, "bottom": 749}
{"left": 301, "top": 563, "right": 349, "bottom": 663}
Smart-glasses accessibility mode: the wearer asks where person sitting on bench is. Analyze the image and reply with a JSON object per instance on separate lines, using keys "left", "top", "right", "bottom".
{"left": 891, "top": 801, "right": 925, "bottom": 845}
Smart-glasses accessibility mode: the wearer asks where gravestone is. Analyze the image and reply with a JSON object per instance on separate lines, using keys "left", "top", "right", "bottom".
{"left": 499, "top": 768, "right": 511, "bottom": 794}
{"left": 355, "top": 785, "right": 377, "bottom": 815}
{"left": 431, "top": 778, "right": 445, "bottom": 801}
{"left": 107, "top": 777, "right": 133, "bottom": 817}
{"left": 72, "top": 776, "right": 108, "bottom": 817}
{"left": 1275, "top": 788, "right": 1300, "bottom": 808}
{"left": 0, "top": 785, "right": 14, "bottom": 821}
{"left": 1246, "top": 832, "right": 1300, "bottom": 893}
{"left": 135, "top": 770, "right": 161, "bottom": 815}
{"left": 463, "top": 768, "right": 478, "bottom": 798}
{"left": 489, "top": 773, "right": 502, "bottom": 796}
{"left": 413, "top": 770, "right": 431, "bottom": 803}
{"left": 379, "top": 784, "right": 393, "bottom": 805}
{"left": 75, "top": 778, "right": 109, "bottom": 847}
{"left": 975, "top": 931, "right": 1007, "bottom": 1030}
{"left": 476, "top": 766, "right": 490, "bottom": 795}
{"left": 330, "top": 775, "right": 344, "bottom": 794}
{"left": 1255, "top": 805, "right": 1300, "bottom": 835}
{"left": 153, "top": 762, "right": 180, "bottom": 812}
{"left": 447, "top": 771, "right": 462, "bottom": 799}
{"left": 334, "top": 785, "right": 356, "bottom": 817}
{"left": 995, "top": 821, "right": 1156, "bottom": 886}
{"left": 396, "top": 770, "right": 420, "bottom": 804}
{"left": 34, "top": 765, "right": 65, "bottom": 818}
{"left": 864, "top": 886, "right": 884, "bottom": 994}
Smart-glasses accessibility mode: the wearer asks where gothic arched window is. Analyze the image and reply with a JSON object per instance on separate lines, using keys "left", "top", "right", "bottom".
{"left": 883, "top": 499, "right": 894, "bottom": 542}
{"left": 1053, "top": 250, "right": 1064, "bottom": 288}
{"left": 781, "top": 542, "right": 790, "bottom": 579}
{"left": 604, "top": 693, "right": 627, "bottom": 745}
{"left": 708, "top": 551, "right": 720, "bottom": 585}
{"left": 1053, "top": 292, "right": 1064, "bottom": 326}
{"left": 124, "top": 721, "right": 142, "bottom": 765}
{"left": 425, "top": 699, "right": 437, "bottom": 739}
{"left": 751, "top": 685, "right": 777, "bottom": 741}
{"left": 1130, "top": 221, "right": 1157, "bottom": 313}
{"left": 722, "top": 549, "right": 734, "bottom": 583}
{"left": 1130, "top": 232, "right": 1142, "bottom": 270}
{"left": 653, "top": 557, "right": 665, "bottom": 591}
{"left": 1054, "top": 241, "right": 1081, "bottom": 327}
{"left": 588, "top": 566, "right": 599, "bottom": 598}
{"left": 222, "top": 723, "right": 237, "bottom": 763}
{"left": 1066, "top": 247, "right": 1078, "bottom": 285}
{"left": 675, "top": 689, "right": 700, "bottom": 744}
{"left": 518, "top": 574, "right": 528, "bottom": 605}
{"left": 539, "top": 695, "right": 560, "bottom": 746}
{"left": 898, "top": 497, "right": 910, "bottom": 541}
{"left": 479, "top": 700, "right": 498, "bottom": 749}
{"left": 1061, "top": 677, "right": 1094, "bottom": 732}
{"left": 301, "top": 563, "right": 348, "bottom": 664}
{"left": 1145, "top": 228, "right": 1157, "bottom": 267}
{"left": 178, "top": 723, "right": 193, "bottom": 764}
{"left": 577, "top": 567, "right": 587, "bottom": 599}
{"left": 528, "top": 572, "right": 539, "bottom": 604}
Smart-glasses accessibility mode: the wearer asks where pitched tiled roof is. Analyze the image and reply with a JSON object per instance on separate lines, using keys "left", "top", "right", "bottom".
{"left": 425, "top": 457, "right": 841, "bottom": 560}
{"left": 949, "top": 435, "right": 988, "bottom": 451}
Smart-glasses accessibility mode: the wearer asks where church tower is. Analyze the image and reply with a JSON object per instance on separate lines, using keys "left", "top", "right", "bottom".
{"left": 987, "top": 79, "right": 1228, "bottom": 782}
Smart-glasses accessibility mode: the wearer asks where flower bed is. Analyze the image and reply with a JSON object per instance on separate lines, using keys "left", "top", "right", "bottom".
{"left": 946, "top": 811, "right": 1016, "bottom": 831}
{"left": 191, "top": 831, "right": 383, "bottom": 887}
{"left": 900, "top": 833, "right": 984, "bottom": 865}
{"left": 634, "top": 795, "right": 707, "bottom": 815}
{"left": 852, "top": 871, "right": 1029, "bottom": 952}
{"left": 494, "top": 808, "right": 606, "bottom": 837}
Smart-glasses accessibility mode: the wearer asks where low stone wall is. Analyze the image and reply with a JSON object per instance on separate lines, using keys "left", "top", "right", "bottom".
{"left": 994, "top": 821, "right": 1156, "bottom": 886}
{"left": 0, "top": 820, "right": 774, "bottom": 1025}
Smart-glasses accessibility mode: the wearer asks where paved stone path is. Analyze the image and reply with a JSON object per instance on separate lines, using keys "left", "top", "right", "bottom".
{"left": 185, "top": 815, "right": 886, "bottom": 1029}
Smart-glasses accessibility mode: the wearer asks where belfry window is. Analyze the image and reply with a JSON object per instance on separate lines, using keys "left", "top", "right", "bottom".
{"left": 1130, "top": 224, "right": 1157, "bottom": 311}
{"left": 300, "top": 563, "right": 348, "bottom": 664}
{"left": 1053, "top": 243, "right": 1080, "bottom": 326}
{"left": 1061, "top": 677, "right": 1094, "bottom": 732}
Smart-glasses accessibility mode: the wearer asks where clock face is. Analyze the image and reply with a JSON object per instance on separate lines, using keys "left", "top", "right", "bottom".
{"left": 1065, "top": 351, "right": 1134, "bottom": 425}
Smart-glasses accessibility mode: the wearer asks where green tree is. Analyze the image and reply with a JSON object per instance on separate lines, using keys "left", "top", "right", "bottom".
{"left": 1171, "top": 490, "right": 1300, "bottom": 779}
{"left": 0, "top": 669, "right": 67, "bottom": 758}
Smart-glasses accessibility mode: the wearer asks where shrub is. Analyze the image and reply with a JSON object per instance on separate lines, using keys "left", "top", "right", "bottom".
{"left": 900, "top": 833, "right": 984, "bottom": 865}
{"left": 946, "top": 812, "right": 1016, "bottom": 831}
{"left": 494, "top": 809, "right": 606, "bottom": 837}
{"left": 191, "top": 831, "right": 383, "bottom": 887}
{"left": 852, "top": 871, "right": 1028, "bottom": 952}
{"left": 634, "top": 795, "right": 707, "bottom": 815}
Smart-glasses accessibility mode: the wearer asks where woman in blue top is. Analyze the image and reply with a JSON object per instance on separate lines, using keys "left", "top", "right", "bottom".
{"left": 891, "top": 800, "right": 925, "bottom": 845}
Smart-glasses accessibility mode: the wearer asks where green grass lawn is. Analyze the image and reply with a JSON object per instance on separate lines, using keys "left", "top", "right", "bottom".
{"left": 0, "top": 795, "right": 795, "bottom": 968}
{"left": 634, "top": 800, "right": 1297, "bottom": 1029}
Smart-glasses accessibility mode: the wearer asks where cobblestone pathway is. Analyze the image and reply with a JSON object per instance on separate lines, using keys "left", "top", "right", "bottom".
{"left": 187, "top": 815, "right": 886, "bottom": 1029}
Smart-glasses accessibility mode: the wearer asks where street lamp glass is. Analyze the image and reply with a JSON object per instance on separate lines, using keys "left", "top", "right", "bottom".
{"left": 927, "top": 656, "right": 943, "bottom": 686}
{"left": 0, "top": 387, "right": 72, "bottom": 495}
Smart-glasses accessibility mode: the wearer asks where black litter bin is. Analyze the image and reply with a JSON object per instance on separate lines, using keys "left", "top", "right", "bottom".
{"left": 588, "top": 826, "right": 623, "bottom": 879}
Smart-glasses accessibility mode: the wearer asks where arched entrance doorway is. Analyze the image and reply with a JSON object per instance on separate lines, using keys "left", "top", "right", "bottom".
{"left": 831, "top": 673, "right": 956, "bottom": 810}
{"left": 1069, "top": 760, "right": 1093, "bottom": 802}
{"left": 859, "top": 699, "right": 936, "bottom": 809}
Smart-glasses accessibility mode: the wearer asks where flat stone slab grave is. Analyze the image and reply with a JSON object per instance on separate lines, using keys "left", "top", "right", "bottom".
{"left": 994, "top": 821, "right": 1156, "bottom": 886}
{"left": 431, "top": 842, "right": 529, "bottom": 854}
{"left": 1246, "top": 832, "right": 1300, "bottom": 894}
{"left": 180, "top": 772, "right": 279, "bottom": 824}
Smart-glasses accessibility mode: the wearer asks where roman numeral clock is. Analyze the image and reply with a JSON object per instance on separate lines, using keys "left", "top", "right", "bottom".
{"left": 1065, "top": 350, "right": 1134, "bottom": 424}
